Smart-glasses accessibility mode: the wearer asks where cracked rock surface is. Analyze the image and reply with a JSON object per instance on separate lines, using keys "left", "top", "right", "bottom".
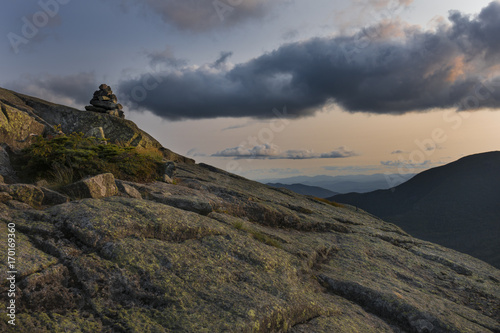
{"left": 1, "top": 162, "right": 499, "bottom": 332}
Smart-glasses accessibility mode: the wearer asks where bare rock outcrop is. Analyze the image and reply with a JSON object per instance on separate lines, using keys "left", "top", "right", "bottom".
{"left": 62, "top": 173, "right": 118, "bottom": 199}
{"left": 0, "top": 161, "right": 498, "bottom": 332}
{"left": 0, "top": 86, "right": 194, "bottom": 164}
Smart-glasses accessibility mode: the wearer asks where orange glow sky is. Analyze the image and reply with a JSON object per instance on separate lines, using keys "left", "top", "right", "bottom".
{"left": 2, "top": 0, "right": 499, "bottom": 180}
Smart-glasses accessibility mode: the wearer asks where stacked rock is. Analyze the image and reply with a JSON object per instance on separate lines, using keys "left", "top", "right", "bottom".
{"left": 85, "top": 84, "right": 125, "bottom": 118}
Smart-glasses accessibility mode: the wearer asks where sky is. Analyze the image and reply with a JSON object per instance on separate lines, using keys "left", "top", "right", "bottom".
{"left": 1, "top": 0, "right": 500, "bottom": 182}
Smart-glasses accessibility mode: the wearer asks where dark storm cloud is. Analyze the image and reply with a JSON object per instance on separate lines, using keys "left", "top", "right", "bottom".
{"left": 8, "top": 72, "right": 97, "bottom": 107}
{"left": 147, "top": 47, "right": 187, "bottom": 68}
{"left": 119, "top": 2, "right": 500, "bottom": 120}
{"left": 214, "top": 51, "right": 233, "bottom": 68}
{"left": 118, "top": 0, "right": 284, "bottom": 32}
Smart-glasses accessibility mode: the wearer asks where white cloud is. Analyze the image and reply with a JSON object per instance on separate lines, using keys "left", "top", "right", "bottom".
{"left": 213, "top": 143, "right": 281, "bottom": 158}
{"left": 381, "top": 159, "right": 431, "bottom": 167}
{"left": 213, "top": 144, "right": 357, "bottom": 159}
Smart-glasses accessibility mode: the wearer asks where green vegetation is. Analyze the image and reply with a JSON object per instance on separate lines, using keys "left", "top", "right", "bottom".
{"left": 232, "top": 221, "right": 282, "bottom": 249}
{"left": 16, "top": 132, "right": 164, "bottom": 186}
{"left": 250, "top": 230, "right": 282, "bottom": 249}
{"left": 313, "top": 197, "right": 346, "bottom": 208}
{"left": 233, "top": 220, "right": 244, "bottom": 230}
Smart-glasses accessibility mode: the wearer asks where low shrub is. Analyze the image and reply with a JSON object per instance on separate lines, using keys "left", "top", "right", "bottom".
{"left": 17, "top": 132, "right": 164, "bottom": 186}
{"left": 232, "top": 221, "right": 244, "bottom": 230}
{"left": 232, "top": 221, "right": 282, "bottom": 249}
{"left": 313, "top": 197, "right": 346, "bottom": 208}
{"left": 250, "top": 230, "right": 282, "bottom": 249}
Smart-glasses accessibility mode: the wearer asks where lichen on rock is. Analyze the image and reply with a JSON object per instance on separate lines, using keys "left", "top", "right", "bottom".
{"left": 0, "top": 184, "right": 44, "bottom": 208}
{"left": 62, "top": 173, "right": 118, "bottom": 199}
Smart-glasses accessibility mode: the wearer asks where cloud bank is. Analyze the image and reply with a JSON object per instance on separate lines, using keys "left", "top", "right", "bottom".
{"left": 212, "top": 144, "right": 357, "bottom": 160}
{"left": 117, "top": 0, "right": 284, "bottom": 32}
{"left": 119, "top": 2, "right": 500, "bottom": 120}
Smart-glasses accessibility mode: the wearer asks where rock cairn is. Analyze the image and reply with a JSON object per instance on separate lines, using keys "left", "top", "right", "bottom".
{"left": 85, "top": 84, "right": 124, "bottom": 118}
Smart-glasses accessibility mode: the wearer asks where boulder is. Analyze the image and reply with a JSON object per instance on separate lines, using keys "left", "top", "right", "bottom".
{"left": 40, "top": 187, "right": 70, "bottom": 205}
{"left": 0, "top": 175, "right": 4, "bottom": 184}
{"left": 115, "top": 180, "right": 142, "bottom": 199}
{"left": 0, "top": 191, "right": 12, "bottom": 203}
{"left": 62, "top": 173, "right": 118, "bottom": 199}
{"left": 0, "top": 184, "right": 44, "bottom": 207}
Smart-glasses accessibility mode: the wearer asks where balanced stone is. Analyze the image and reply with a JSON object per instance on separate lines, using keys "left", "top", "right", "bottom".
{"left": 85, "top": 84, "right": 125, "bottom": 118}
{"left": 91, "top": 100, "right": 121, "bottom": 111}
{"left": 85, "top": 105, "right": 107, "bottom": 113}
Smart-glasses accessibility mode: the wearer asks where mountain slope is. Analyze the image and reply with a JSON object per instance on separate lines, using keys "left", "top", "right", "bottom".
{"left": 332, "top": 152, "right": 500, "bottom": 268}
{"left": 0, "top": 87, "right": 192, "bottom": 163}
{"left": 266, "top": 183, "right": 338, "bottom": 198}
{"left": 261, "top": 173, "right": 414, "bottom": 193}
{"left": 0, "top": 88, "right": 499, "bottom": 332}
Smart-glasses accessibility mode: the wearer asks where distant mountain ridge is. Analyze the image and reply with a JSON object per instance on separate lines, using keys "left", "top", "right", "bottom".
{"left": 332, "top": 151, "right": 500, "bottom": 268}
{"left": 260, "top": 173, "right": 415, "bottom": 194}
{"left": 266, "top": 183, "right": 338, "bottom": 198}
